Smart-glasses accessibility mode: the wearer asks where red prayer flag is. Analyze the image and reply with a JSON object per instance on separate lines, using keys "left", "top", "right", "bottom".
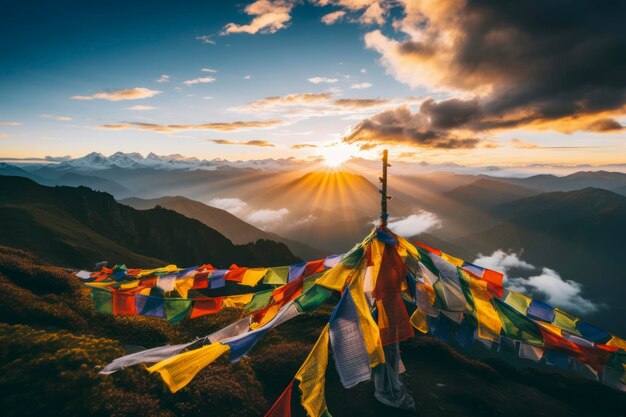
{"left": 112, "top": 291, "right": 137, "bottom": 315}
{"left": 414, "top": 241, "right": 442, "bottom": 256}
{"left": 373, "top": 245, "right": 414, "bottom": 346}
{"left": 226, "top": 265, "right": 247, "bottom": 282}
{"left": 304, "top": 259, "right": 325, "bottom": 276}
{"left": 265, "top": 380, "right": 294, "bottom": 417}
{"left": 192, "top": 271, "right": 210, "bottom": 289}
{"left": 190, "top": 298, "right": 224, "bottom": 319}
{"left": 273, "top": 276, "right": 303, "bottom": 304}
{"left": 540, "top": 327, "right": 616, "bottom": 372}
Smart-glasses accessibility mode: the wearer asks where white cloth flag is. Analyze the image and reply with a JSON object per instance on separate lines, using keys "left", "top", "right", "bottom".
{"left": 518, "top": 343, "right": 544, "bottom": 362}
{"left": 76, "top": 271, "right": 92, "bottom": 280}
{"left": 329, "top": 290, "right": 371, "bottom": 389}
{"left": 100, "top": 341, "right": 196, "bottom": 374}
{"left": 207, "top": 316, "right": 251, "bottom": 344}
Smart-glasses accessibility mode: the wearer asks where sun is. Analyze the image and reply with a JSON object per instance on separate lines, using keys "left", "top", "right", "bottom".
{"left": 319, "top": 143, "right": 354, "bottom": 167}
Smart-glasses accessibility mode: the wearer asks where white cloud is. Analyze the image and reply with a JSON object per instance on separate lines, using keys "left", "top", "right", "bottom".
{"left": 40, "top": 114, "right": 72, "bottom": 121}
{"left": 71, "top": 88, "right": 161, "bottom": 101}
{"left": 0, "top": 121, "right": 21, "bottom": 125}
{"left": 384, "top": 212, "right": 441, "bottom": 237}
{"left": 243, "top": 75, "right": 252, "bottom": 80}
{"left": 222, "top": 0, "right": 294, "bottom": 35}
{"left": 126, "top": 105, "right": 157, "bottom": 111}
{"left": 207, "top": 198, "right": 248, "bottom": 214}
{"left": 321, "top": 10, "right": 346, "bottom": 25}
{"left": 156, "top": 74, "right": 170, "bottom": 83}
{"left": 183, "top": 77, "right": 216, "bottom": 86}
{"left": 360, "top": 68, "right": 367, "bottom": 74}
{"left": 196, "top": 34, "right": 216, "bottom": 44}
{"left": 246, "top": 208, "right": 289, "bottom": 229}
{"left": 350, "top": 82, "right": 372, "bottom": 89}
{"left": 473, "top": 250, "right": 534, "bottom": 273}
{"left": 308, "top": 76, "right": 339, "bottom": 84}
{"left": 202, "top": 68, "right": 217, "bottom": 73}
{"left": 473, "top": 250, "right": 601, "bottom": 314}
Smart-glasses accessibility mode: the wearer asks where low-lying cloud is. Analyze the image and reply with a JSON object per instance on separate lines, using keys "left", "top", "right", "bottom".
{"left": 207, "top": 198, "right": 248, "bottom": 214}
{"left": 382, "top": 211, "right": 441, "bottom": 238}
{"left": 474, "top": 250, "right": 601, "bottom": 314}
{"left": 246, "top": 208, "right": 289, "bottom": 229}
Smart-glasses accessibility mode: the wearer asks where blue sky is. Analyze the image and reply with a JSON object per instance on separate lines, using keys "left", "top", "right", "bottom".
{"left": 1, "top": 0, "right": 624, "bottom": 165}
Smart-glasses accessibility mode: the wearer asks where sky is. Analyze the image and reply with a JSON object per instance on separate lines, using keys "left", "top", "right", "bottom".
{"left": 0, "top": 0, "right": 625, "bottom": 166}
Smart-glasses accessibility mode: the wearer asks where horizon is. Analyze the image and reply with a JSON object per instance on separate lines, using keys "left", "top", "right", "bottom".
{"left": 1, "top": 0, "right": 624, "bottom": 167}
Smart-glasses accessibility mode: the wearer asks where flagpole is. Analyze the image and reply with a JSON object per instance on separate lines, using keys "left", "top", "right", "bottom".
{"left": 380, "top": 149, "right": 390, "bottom": 229}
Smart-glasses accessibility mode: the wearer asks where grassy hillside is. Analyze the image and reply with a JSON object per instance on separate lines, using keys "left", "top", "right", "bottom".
{"left": 0, "top": 176, "right": 299, "bottom": 268}
{"left": 0, "top": 245, "right": 624, "bottom": 417}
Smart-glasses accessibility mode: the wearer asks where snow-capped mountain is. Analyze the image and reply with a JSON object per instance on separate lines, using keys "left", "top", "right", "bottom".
{"left": 52, "top": 152, "right": 312, "bottom": 172}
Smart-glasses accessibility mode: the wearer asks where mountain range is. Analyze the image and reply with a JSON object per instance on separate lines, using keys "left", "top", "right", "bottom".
{"left": 0, "top": 176, "right": 299, "bottom": 269}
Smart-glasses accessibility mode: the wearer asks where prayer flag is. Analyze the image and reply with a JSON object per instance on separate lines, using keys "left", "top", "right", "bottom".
{"left": 241, "top": 268, "right": 269, "bottom": 286}
{"left": 295, "top": 325, "right": 331, "bottom": 417}
{"left": 190, "top": 298, "right": 223, "bottom": 319}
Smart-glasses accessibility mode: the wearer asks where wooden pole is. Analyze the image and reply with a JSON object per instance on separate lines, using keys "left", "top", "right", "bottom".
{"left": 380, "top": 149, "right": 390, "bottom": 228}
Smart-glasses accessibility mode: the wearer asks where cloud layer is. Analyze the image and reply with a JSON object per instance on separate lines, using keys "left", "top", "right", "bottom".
{"left": 207, "top": 198, "right": 248, "bottom": 214}
{"left": 383, "top": 211, "right": 441, "bottom": 237}
{"left": 212, "top": 139, "right": 275, "bottom": 147}
{"left": 98, "top": 119, "right": 284, "bottom": 133}
{"left": 246, "top": 208, "right": 289, "bottom": 229}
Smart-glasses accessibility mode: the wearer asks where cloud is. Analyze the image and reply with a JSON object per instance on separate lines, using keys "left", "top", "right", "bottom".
{"left": 98, "top": 119, "right": 284, "bottom": 133}
{"left": 308, "top": 76, "right": 339, "bottom": 84}
{"left": 196, "top": 34, "right": 216, "bottom": 44}
{"left": 361, "top": 0, "right": 626, "bottom": 136}
{"left": 45, "top": 155, "right": 72, "bottom": 162}
{"left": 222, "top": 0, "right": 294, "bottom": 35}
{"left": 72, "top": 88, "right": 161, "bottom": 101}
{"left": 0, "top": 134, "right": 9, "bottom": 139}
{"left": 342, "top": 104, "right": 482, "bottom": 149}
{"left": 126, "top": 105, "right": 157, "bottom": 111}
{"left": 511, "top": 138, "right": 540, "bottom": 149}
{"left": 183, "top": 77, "right": 216, "bottom": 86}
{"left": 40, "top": 114, "right": 72, "bottom": 121}
{"left": 208, "top": 198, "right": 248, "bottom": 214}
{"left": 473, "top": 250, "right": 534, "bottom": 273}
{"left": 243, "top": 75, "right": 252, "bottom": 80}
{"left": 234, "top": 92, "right": 391, "bottom": 119}
{"left": 474, "top": 250, "right": 600, "bottom": 314}
{"left": 0, "top": 122, "right": 21, "bottom": 126}
{"left": 212, "top": 139, "right": 275, "bottom": 147}
{"left": 292, "top": 143, "right": 318, "bottom": 149}
{"left": 321, "top": 10, "right": 346, "bottom": 25}
{"left": 202, "top": 68, "right": 217, "bottom": 73}
{"left": 155, "top": 75, "right": 170, "bottom": 83}
{"left": 383, "top": 212, "right": 441, "bottom": 237}
{"left": 246, "top": 208, "right": 289, "bottom": 229}
{"left": 584, "top": 118, "right": 623, "bottom": 132}
{"left": 350, "top": 82, "right": 372, "bottom": 90}
{"left": 360, "top": 1, "right": 386, "bottom": 25}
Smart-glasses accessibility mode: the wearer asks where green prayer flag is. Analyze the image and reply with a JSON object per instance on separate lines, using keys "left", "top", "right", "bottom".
{"left": 164, "top": 298, "right": 192, "bottom": 323}
{"left": 341, "top": 244, "right": 364, "bottom": 268}
{"left": 416, "top": 246, "right": 439, "bottom": 276}
{"left": 244, "top": 289, "right": 273, "bottom": 311}
{"left": 264, "top": 266, "right": 289, "bottom": 285}
{"left": 492, "top": 298, "right": 543, "bottom": 346}
{"left": 295, "top": 285, "right": 333, "bottom": 312}
{"left": 553, "top": 308, "right": 581, "bottom": 335}
{"left": 504, "top": 291, "right": 531, "bottom": 315}
{"left": 90, "top": 287, "right": 113, "bottom": 314}
{"left": 303, "top": 272, "right": 324, "bottom": 292}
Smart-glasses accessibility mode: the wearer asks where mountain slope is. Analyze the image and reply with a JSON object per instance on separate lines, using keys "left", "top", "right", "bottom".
{"left": 120, "top": 196, "right": 328, "bottom": 260}
{"left": 458, "top": 188, "right": 626, "bottom": 334}
{"left": 444, "top": 178, "right": 539, "bottom": 210}
{"left": 0, "top": 176, "right": 299, "bottom": 268}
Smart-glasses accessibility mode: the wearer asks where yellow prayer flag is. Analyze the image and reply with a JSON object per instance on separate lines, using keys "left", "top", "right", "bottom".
{"left": 606, "top": 336, "right": 626, "bottom": 351}
{"left": 175, "top": 276, "right": 194, "bottom": 298}
{"left": 241, "top": 268, "right": 269, "bottom": 287}
{"left": 316, "top": 263, "right": 356, "bottom": 291}
{"left": 410, "top": 308, "right": 429, "bottom": 334}
{"left": 553, "top": 308, "right": 581, "bottom": 335}
{"left": 504, "top": 291, "right": 532, "bottom": 314}
{"left": 137, "top": 265, "right": 178, "bottom": 278}
{"left": 442, "top": 252, "right": 464, "bottom": 267}
{"left": 349, "top": 272, "right": 385, "bottom": 368}
{"left": 250, "top": 304, "right": 280, "bottom": 330}
{"left": 119, "top": 280, "right": 140, "bottom": 290}
{"left": 222, "top": 293, "right": 254, "bottom": 308}
{"left": 468, "top": 277, "right": 502, "bottom": 342}
{"left": 295, "top": 325, "right": 331, "bottom": 417}
{"left": 147, "top": 342, "right": 230, "bottom": 393}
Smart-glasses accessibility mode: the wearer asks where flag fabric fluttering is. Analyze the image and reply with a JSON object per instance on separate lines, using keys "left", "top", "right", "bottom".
{"left": 87, "top": 227, "right": 626, "bottom": 416}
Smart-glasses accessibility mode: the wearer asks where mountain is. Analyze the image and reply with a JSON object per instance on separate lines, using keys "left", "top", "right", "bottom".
{"left": 458, "top": 188, "right": 626, "bottom": 334}
{"left": 0, "top": 176, "right": 299, "bottom": 268}
{"left": 55, "top": 173, "right": 131, "bottom": 198}
{"left": 500, "top": 171, "right": 626, "bottom": 194}
{"left": 120, "top": 196, "right": 328, "bottom": 260}
{"left": 444, "top": 178, "right": 539, "bottom": 210}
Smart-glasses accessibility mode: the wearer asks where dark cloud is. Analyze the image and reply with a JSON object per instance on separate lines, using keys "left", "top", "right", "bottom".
{"left": 364, "top": 0, "right": 626, "bottom": 136}
{"left": 342, "top": 105, "right": 481, "bottom": 149}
